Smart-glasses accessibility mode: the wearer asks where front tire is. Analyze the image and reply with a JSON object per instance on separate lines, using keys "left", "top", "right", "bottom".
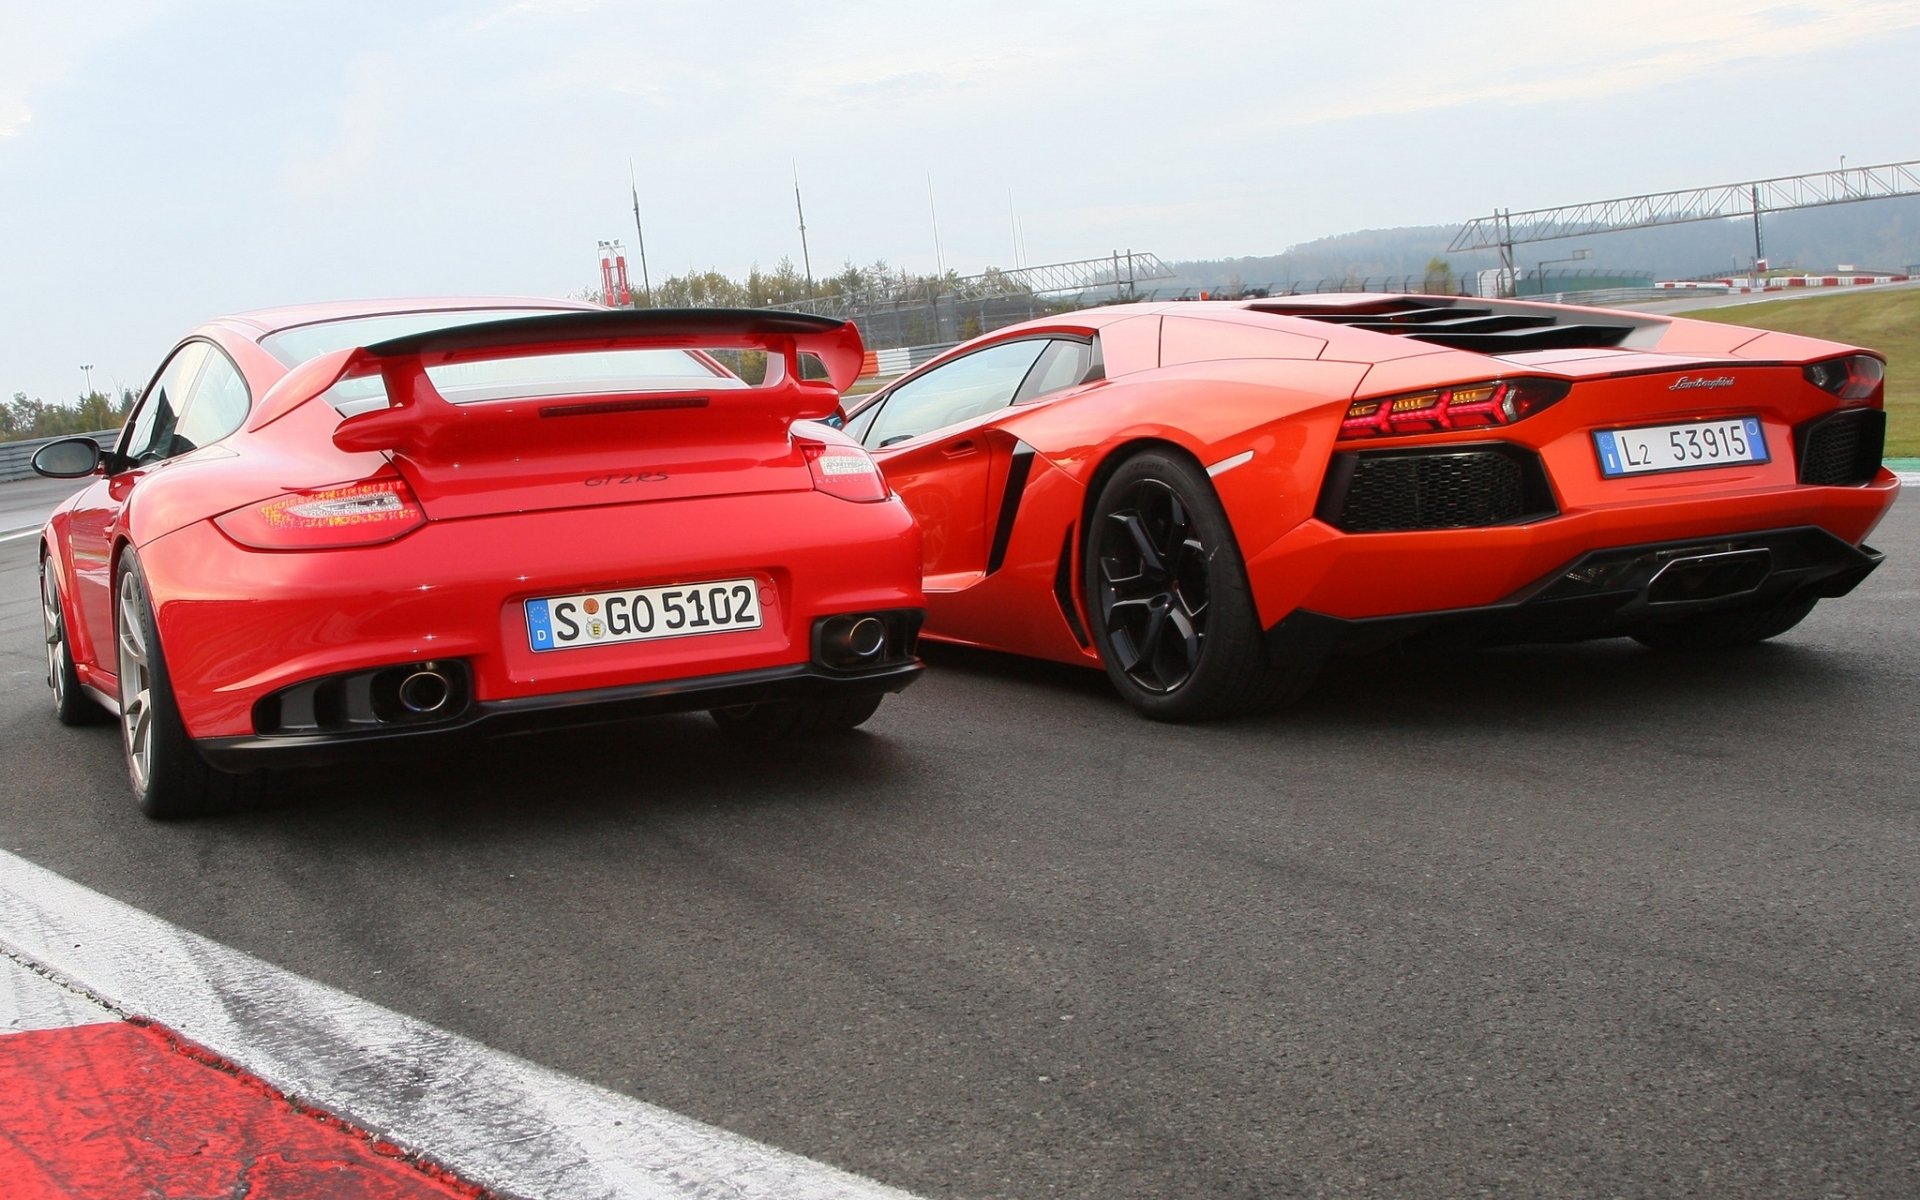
{"left": 1630, "top": 593, "right": 1820, "bottom": 651}
{"left": 114, "top": 549, "right": 247, "bottom": 819}
{"left": 41, "top": 555, "right": 108, "bottom": 726}
{"left": 708, "top": 693, "right": 885, "bottom": 739}
{"left": 1083, "top": 450, "right": 1315, "bottom": 721}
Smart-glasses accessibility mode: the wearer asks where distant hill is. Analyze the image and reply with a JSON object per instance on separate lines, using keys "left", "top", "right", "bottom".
{"left": 1151, "top": 196, "right": 1920, "bottom": 295}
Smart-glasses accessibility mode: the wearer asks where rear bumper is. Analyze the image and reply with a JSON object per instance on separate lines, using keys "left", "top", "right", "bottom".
{"left": 197, "top": 657, "right": 922, "bottom": 770}
{"left": 1265, "top": 525, "right": 1882, "bottom": 661}
{"left": 138, "top": 489, "right": 923, "bottom": 739}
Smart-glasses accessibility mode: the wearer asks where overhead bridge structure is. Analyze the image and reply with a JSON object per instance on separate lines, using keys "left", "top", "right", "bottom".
{"left": 1449, "top": 159, "right": 1920, "bottom": 284}
{"left": 776, "top": 251, "right": 1174, "bottom": 319}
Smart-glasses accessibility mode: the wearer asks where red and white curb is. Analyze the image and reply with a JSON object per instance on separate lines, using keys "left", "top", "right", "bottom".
{"left": 0, "top": 849, "right": 922, "bottom": 1200}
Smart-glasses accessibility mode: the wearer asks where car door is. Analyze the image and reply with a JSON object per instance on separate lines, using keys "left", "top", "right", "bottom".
{"left": 66, "top": 342, "right": 214, "bottom": 664}
{"left": 854, "top": 337, "right": 1092, "bottom": 591}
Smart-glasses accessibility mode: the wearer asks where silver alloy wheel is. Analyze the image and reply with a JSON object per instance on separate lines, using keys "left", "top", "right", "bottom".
{"left": 41, "top": 566, "right": 65, "bottom": 709}
{"left": 116, "top": 569, "right": 154, "bottom": 794}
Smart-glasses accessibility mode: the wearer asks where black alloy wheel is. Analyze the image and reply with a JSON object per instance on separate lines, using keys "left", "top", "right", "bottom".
{"left": 1084, "top": 451, "right": 1315, "bottom": 721}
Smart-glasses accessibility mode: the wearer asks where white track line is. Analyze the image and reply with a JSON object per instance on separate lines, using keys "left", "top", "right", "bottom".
{"left": 0, "top": 849, "right": 923, "bottom": 1200}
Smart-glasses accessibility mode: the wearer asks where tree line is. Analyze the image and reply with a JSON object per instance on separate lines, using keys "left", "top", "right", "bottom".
{"left": 606, "top": 256, "right": 1035, "bottom": 309}
{"left": 3, "top": 389, "right": 137, "bottom": 443}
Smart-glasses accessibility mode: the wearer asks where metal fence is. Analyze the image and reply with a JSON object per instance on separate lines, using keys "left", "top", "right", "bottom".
{"left": 1, "top": 429, "right": 121, "bottom": 482}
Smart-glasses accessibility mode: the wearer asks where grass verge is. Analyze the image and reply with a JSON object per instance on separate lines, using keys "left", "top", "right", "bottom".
{"left": 1675, "top": 288, "right": 1919, "bottom": 456}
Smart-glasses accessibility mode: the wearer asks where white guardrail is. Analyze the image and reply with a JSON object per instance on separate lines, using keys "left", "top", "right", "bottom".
{"left": 1, "top": 429, "right": 122, "bottom": 483}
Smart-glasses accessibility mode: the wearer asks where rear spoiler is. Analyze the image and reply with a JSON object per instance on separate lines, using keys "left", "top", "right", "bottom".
{"left": 246, "top": 309, "right": 865, "bottom": 448}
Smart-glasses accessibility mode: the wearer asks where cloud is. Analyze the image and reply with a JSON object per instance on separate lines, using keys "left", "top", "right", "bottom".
{"left": 468, "top": 0, "right": 612, "bottom": 33}
{"left": 1251, "top": 0, "right": 1920, "bottom": 128}
{"left": 0, "top": 0, "right": 176, "bottom": 138}
{"left": 279, "top": 51, "right": 407, "bottom": 203}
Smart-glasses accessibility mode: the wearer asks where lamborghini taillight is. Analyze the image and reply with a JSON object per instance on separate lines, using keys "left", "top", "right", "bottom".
{"left": 1340, "top": 378, "right": 1571, "bottom": 441}
{"left": 214, "top": 477, "right": 427, "bottom": 549}
{"left": 1804, "top": 355, "right": 1884, "bottom": 403}
{"left": 801, "top": 442, "right": 889, "bottom": 502}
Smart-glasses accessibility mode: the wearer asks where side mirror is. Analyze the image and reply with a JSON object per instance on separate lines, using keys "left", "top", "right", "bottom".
{"left": 31, "top": 437, "right": 103, "bottom": 479}
{"left": 821, "top": 406, "right": 846, "bottom": 430}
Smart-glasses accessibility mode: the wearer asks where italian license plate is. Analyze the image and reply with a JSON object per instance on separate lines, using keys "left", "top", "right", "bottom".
{"left": 524, "top": 577, "right": 761, "bottom": 652}
{"left": 1592, "top": 417, "right": 1768, "bottom": 478}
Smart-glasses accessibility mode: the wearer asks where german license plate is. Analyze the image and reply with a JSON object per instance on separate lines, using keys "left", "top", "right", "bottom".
{"left": 1593, "top": 417, "right": 1768, "bottom": 478}
{"left": 524, "top": 577, "right": 761, "bottom": 652}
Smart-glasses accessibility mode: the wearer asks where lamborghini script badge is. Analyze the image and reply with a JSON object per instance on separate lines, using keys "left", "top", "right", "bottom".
{"left": 1669, "top": 375, "right": 1736, "bottom": 391}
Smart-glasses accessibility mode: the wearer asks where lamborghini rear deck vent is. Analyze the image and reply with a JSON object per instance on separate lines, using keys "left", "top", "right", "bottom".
{"left": 1253, "top": 297, "right": 1639, "bottom": 353}
{"left": 1317, "top": 445, "right": 1557, "bottom": 532}
{"left": 1796, "top": 408, "right": 1885, "bottom": 486}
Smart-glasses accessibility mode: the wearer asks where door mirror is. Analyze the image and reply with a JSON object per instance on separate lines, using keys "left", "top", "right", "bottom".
{"left": 31, "top": 437, "right": 103, "bottom": 479}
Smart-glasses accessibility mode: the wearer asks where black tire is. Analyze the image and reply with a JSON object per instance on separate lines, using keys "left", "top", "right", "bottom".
{"left": 41, "top": 554, "right": 109, "bottom": 726}
{"left": 113, "top": 549, "right": 253, "bottom": 819}
{"left": 1630, "top": 593, "right": 1820, "bottom": 651}
{"left": 1083, "top": 450, "right": 1316, "bottom": 721}
{"left": 708, "top": 693, "right": 885, "bottom": 739}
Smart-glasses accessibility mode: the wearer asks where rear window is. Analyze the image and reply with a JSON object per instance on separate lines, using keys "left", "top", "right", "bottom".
{"left": 261, "top": 309, "right": 747, "bottom": 415}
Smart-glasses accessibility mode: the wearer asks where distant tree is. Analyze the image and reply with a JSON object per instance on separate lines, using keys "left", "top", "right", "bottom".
{"left": 8, "top": 394, "right": 47, "bottom": 440}
{"left": 75, "top": 391, "right": 115, "bottom": 430}
{"left": 1423, "top": 256, "right": 1454, "bottom": 294}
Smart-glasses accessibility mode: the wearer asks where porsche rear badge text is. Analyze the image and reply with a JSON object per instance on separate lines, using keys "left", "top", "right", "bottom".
{"left": 585, "top": 471, "right": 669, "bottom": 486}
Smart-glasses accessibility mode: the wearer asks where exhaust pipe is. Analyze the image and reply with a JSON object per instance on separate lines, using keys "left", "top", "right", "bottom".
{"left": 819, "top": 615, "right": 890, "bottom": 668}
{"left": 841, "top": 617, "right": 887, "bottom": 659}
{"left": 396, "top": 669, "right": 453, "bottom": 714}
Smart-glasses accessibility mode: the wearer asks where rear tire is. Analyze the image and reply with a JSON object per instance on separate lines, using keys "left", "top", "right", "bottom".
{"left": 709, "top": 694, "right": 885, "bottom": 739}
{"left": 1083, "top": 450, "right": 1316, "bottom": 721}
{"left": 41, "top": 554, "right": 109, "bottom": 726}
{"left": 1630, "top": 593, "right": 1820, "bottom": 651}
{"left": 114, "top": 549, "right": 252, "bottom": 819}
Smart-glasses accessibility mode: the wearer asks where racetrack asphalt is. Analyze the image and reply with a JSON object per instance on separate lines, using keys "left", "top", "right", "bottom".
{"left": 0, "top": 477, "right": 1915, "bottom": 1198}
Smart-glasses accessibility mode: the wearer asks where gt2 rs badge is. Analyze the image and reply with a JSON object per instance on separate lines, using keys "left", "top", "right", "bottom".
{"left": 585, "top": 471, "right": 669, "bottom": 486}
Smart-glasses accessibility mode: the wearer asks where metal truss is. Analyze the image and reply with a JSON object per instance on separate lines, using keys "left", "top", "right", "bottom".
{"left": 1449, "top": 160, "right": 1920, "bottom": 252}
{"left": 770, "top": 251, "right": 1174, "bottom": 318}
{"left": 965, "top": 251, "right": 1175, "bottom": 298}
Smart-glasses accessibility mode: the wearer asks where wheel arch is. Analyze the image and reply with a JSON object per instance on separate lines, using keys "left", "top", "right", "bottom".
{"left": 1070, "top": 437, "right": 1247, "bottom": 630}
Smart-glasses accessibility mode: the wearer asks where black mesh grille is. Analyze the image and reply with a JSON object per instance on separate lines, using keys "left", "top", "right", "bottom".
{"left": 1319, "top": 447, "right": 1556, "bottom": 532}
{"left": 1796, "top": 409, "right": 1885, "bottom": 486}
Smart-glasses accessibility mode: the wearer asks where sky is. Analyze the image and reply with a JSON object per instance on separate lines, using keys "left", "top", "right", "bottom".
{"left": 3, "top": 0, "right": 1918, "bottom": 406}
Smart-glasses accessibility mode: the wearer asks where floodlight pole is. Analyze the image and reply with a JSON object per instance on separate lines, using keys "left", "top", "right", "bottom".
{"left": 628, "top": 159, "right": 653, "bottom": 307}
{"left": 794, "top": 162, "right": 814, "bottom": 294}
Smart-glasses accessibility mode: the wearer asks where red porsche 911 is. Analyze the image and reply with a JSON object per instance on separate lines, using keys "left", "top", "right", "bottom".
{"left": 35, "top": 300, "right": 923, "bottom": 817}
{"left": 839, "top": 295, "right": 1898, "bottom": 720}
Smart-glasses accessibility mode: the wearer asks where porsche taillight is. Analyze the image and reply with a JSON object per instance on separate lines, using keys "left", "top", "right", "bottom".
{"left": 1340, "top": 378, "right": 1571, "bottom": 441}
{"left": 801, "top": 442, "right": 890, "bottom": 502}
{"left": 1804, "top": 354, "right": 1884, "bottom": 403}
{"left": 214, "top": 477, "right": 427, "bottom": 549}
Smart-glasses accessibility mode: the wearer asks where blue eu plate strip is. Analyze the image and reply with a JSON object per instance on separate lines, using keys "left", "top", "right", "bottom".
{"left": 524, "top": 599, "right": 554, "bottom": 652}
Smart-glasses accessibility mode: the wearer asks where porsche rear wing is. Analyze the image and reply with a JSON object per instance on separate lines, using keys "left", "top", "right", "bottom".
{"left": 246, "top": 309, "right": 865, "bottom": 458}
